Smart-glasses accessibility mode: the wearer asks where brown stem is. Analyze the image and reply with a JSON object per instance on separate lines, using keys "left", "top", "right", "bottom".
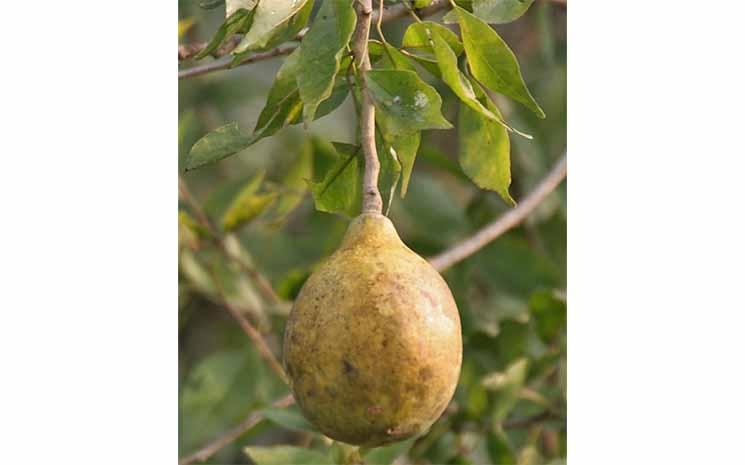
{"left": 352, "top": 0, "right": 383, "bottom": 214}
{"left": 178, "top": 394, "right": 295, "bottom": 465}
{"left": 429, "top": 154, "right": 567, "bottom": 271}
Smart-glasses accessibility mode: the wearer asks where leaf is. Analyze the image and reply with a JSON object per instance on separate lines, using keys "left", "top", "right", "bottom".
{"left": 195, "top": 7, "right": 255, "bottom": 60}
{"left": 487, "top": 430, "right": 516, "bottom": 465}
{"left": 310, "top": 142, "right": 363, "bottom": 217}
{"left": 428, "top": 28, "right": 509, "bottom": 129}
{"left": 365, "top": 69, "right": 452, "bottom": 134}
{"left": 255, "top": 50, "right": 349, "bottom": 140}
{"left": 472, "top": 0, "right": 536, "bottom": 24}
{"left": 245, "top": 446, "right": 330, "bottom": 465}
{"left": 413, "top": 0, "right": 434, "bottom": 7}
{"left": 253, "top": 49, "right": 305, "bottom": 137}
{"left": 369, "top": 41, "right": 418, "bottom": 72}
{"left": 260, "top": 405, "right": 317, "bottom": 432}
{"left": 529, "top": 289, "right": 566, "bottom": 344}
{"left": 378, "top": 126, "right": 420, "bottom": 198}
{"left": 186, "top": 52, "right": 349, "bottom": 171}
{"left": 458, "top": 78, "right": 515, "bottom": 205}
{"left": 483, "top": 358, "right": 529, "bottom": 421}
{"left": 185, "top": 122, "right": 253, "bottom": 171}
{"left": 365, "top": 69, "right": 449, "bottom": 197}
{"left": 402, "top": 21, "right": 463, "bottom": 57}
{"left": 363, "top": 438, "right": 416, "bottom": 465}
{"left": 232, "top": 0, "right": 311, "bottom": 54}
{"left": 296, "top": 0, "right": 356, "bottom": 125}
{"left": 226, "top": 0, "right": 257, "bottom": 17}
{"left": 375, "top": 132, "right": 403, "bottom": 210}
{"left": 271, "top": 141, "right": 314, "bottom": 224}
{"left": 455, "top": 5, "right": 545, "bottom": 118}
{"left": 221, "top": 171, "right": 278, "bottom": 231}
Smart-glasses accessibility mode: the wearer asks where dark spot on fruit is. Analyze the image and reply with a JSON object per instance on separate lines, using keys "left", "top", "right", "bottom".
{"left": 381, "top": 338, "right": 388, "bottom": 348}
{"left": 419, "top": 366, "right": 433, "bottom": 381}
{"left": 342, "top": 359, "right": 356, "bottom": 375}
{"left": 306, "top": 388, "right": 315, "bottom": 398}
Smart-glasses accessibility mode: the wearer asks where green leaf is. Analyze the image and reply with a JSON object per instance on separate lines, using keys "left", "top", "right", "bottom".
{"left": 221, "top": 171, "right": 278, "bottom": 231}
{"left": 232, "top": 0, "right": 311, "bottom": 54}
{"left": 402, "top": 21, "right": 463, "bottom": 56}
{"left": 185, "top": 122, "right": 253, "bottom": 171}
{"left": 310, "top": 142, "right": 363, "bottom": 217}
{"left": 458, "top": 78, "right": 515, "bottom": 205}
{"left": 529, "top": 289, "right": 566, "bottom": 344}
{"left": 366, "top": 69, "right": 452, "bottom": 133}
{"left": 195, "top": 7, "right": 255, "bottom": 60}
{"left": 482, "top": 358, "right": 529, "bottom": 421}
{"left": 270, "top": 141, "right": 314, "bottom": 225}
{"left": 455, "top": 5, "right": 545, "bottom": 118}
{"left": 378, "top": 126, "right": 419, "bottom": 198}
{"left": 369, "top": 41, "right": 418, "bottom": 72}
{"left": 226, "top": 0, "right": 256, "bottom": 17}
{"left": 413, "top": 0, "right": 434, "bottom": 7}
{"left": 487, "top": 430, "right": 516, "bottom": 465}
{"left": 245, "top": 446, "right": 330, "bottom": 465}
{"left": 296, "top": 0, "right": 356, "bottom": 125}
{"left": 428, "top": 28, "right": 510, "bottom": 130}
{"left": 260, "top": 405, "right": 317, "bottom": 432}
{"left": 186, "top": 51, "right": 349, "bottom": 171}
{"left": 253, "top": 49, "right": 305, "bottom": 138}
{"left": 363, "top": 438, "right": 416, "bottom": 465}
{"left": 401, "top": 21, "right": 463, "bottom": 77}
{"left": 375, "top": 132, "right": 403, "bottom": 209}
{"left": 473, "top": 0, "right": 536, "bottom": 24}
{"left": 255, "top": 50, "right": 349, "bottom": 140}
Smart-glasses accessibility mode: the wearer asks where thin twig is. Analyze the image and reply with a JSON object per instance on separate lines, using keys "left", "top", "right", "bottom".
{"left": 178, "top": 35, "right": 242, "bottom": 61}
{"left": 178, "top": 0, "right": 450, "bottom": 80}
{"left": 208, "top": 266, "right": 288, "bottom": 385}
{"left": 352, "top": 0, "right": 384, "bottom": 214}
{"left": 178, "top": 176, "right": 283, "bottom": 306}
{"left": 429, "top": 154, "right": 567, "bottom": 271}
{"left": 178, "top": 45, "right": 296, "bottom": 80}
{"left": 503, "top": 410, "right": 563, "bottom": 429}
{"left": 178, "top": 394, "right": 295, "bottom": 465}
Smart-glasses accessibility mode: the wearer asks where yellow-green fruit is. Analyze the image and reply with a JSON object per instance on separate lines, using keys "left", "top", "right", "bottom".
{"left": 283, "top": 213, "right": 462, "bottom": 447}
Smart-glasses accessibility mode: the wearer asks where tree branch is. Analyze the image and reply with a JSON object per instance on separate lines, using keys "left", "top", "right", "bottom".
{"left": 352, "top": 0, "right": 383, "bottom": 214}
{"left": 429, "top": 154, "right": 567, "bottom": 271}
{"left": 178, "top": 394, "right": 295, "bottom": 465}
{"left": 178, "top": 0, "right": 451, "bottom": 80}
{"left": 208, "top": 266, "right": 288, "bottom": 385}
{"left": 178, "top": 176, "right": 283, "bottom": 306}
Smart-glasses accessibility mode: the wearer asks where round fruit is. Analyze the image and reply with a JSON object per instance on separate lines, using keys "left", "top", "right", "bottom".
{"left": 283, "top": 213, "right": 462, "bottom": 446}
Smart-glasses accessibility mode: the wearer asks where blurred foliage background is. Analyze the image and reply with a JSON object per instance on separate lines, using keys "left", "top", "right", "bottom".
{"left": 179, "top": 1, "right": 566, "bottom": 464}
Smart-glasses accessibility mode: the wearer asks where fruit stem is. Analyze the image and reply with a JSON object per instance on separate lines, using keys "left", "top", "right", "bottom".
{"left": 352, "top": 0, "right": 384, "bottom": 214}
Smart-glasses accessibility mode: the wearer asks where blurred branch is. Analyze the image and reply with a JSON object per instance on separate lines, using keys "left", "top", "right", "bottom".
{"left": 178, "top": 0, "right": 450, "bottom": 79}
{"left": 503, "top": 410, "right": 563, "bottom": 429}
{"left": 208, "top": 266, "right": 288, "bottom": 384}
{"left": 429, "top": 154, "right": 567, "bottom": 271}
{"left": 354, "top": 0, "right": 384, "bottom": 214}
{"left": 178, "top": 394, "right": 295, "bottom": 465}
{"left": 178, "top": 176, "right": 283, "bottom": 306}
{"left": 178, "top": 35, "right": 242, "bottom": 61}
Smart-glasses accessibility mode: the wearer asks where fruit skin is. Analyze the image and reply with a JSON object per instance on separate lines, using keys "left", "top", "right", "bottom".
{"left": 283, "top": 213, "right": 462, "bottom": 447}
